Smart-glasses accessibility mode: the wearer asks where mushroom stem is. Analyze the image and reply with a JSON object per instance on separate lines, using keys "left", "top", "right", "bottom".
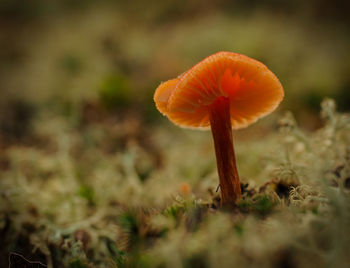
{"left": 209, "top": 96, "right": 241, "bottom": 207}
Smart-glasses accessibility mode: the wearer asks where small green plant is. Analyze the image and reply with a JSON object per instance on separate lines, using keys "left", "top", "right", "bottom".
{"left": 99, "top": 75, "right": 131, "bottom": 110}
{"left": 78, "top": 185, "right": 95, "bottom": 205}
{"left": 237, "top": 195, "right": 276, "bottom": 216}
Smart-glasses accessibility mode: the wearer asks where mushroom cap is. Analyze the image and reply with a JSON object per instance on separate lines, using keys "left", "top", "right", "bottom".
{"left": 154, "top": 51, "right": 284, "bottom": 129}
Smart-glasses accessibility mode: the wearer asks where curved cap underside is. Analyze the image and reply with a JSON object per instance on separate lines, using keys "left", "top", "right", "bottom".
{"left": 154, "top": 51, "right": 284, "bottom": 130}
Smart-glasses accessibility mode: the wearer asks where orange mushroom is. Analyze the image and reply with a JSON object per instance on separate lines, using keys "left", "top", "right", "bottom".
{"left": 154, "top": 51, "right": 284, "bottom": 207}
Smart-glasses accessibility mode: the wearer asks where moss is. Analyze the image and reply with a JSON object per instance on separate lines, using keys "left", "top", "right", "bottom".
{"left": 60, "top": 54, "right": 84, "bottom": 75}
{"left": 237, "top": 195, "right": 276, "bottom": 216}
{"left": 77, "top": 185, "right": 95, "bottom": 206}
{"left": 253, "top": 195, "right": 275, "bottom": 216}
{"left": 98, "top": 75, "right": 131, "bottom": 110}
{"left": 163, "top": 203, "right": 186, "bottom": 222}
{"left": 1, "top": 98, "right": 350, "bottom": 266}
{"left": 183, "top": 252, "right": 208, "bottom": 268}
{"left": 69, "top": 259, "right": 87, "bottom": 268}
{"left": 119, "top": 211, "right": 140, "bottom": 244}
{"left": 105, "top": 239, "right": 126, "bottom": 267}
{"left": 237, "top": 199, "right": 252, "bottom": 213}
{"left": 234, "top": 222, "right": 244, "bottom": 236}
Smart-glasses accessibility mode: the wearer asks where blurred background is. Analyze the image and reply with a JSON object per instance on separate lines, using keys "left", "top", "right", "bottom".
{"left": 1, "top": 1, "right": 350, "bottom": 267}
{"left": 1, "top": 0, "right": 349, "bottom": 138}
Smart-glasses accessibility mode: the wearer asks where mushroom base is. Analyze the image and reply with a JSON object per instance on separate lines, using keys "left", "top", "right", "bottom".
{"left": 209, "top": 96, "right": 242, "bottom": 207}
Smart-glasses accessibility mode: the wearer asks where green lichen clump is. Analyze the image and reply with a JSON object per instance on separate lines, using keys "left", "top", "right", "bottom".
{"left": 0, "top": 99, "right": 350, "bottom": 267}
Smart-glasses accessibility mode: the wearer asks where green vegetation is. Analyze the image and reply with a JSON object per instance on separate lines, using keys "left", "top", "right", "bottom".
{"left": 1, "top": 99, "right": 349, "bottom": 267}
{"left": 1, "top": 1, "right": 349, "bottom": 267}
